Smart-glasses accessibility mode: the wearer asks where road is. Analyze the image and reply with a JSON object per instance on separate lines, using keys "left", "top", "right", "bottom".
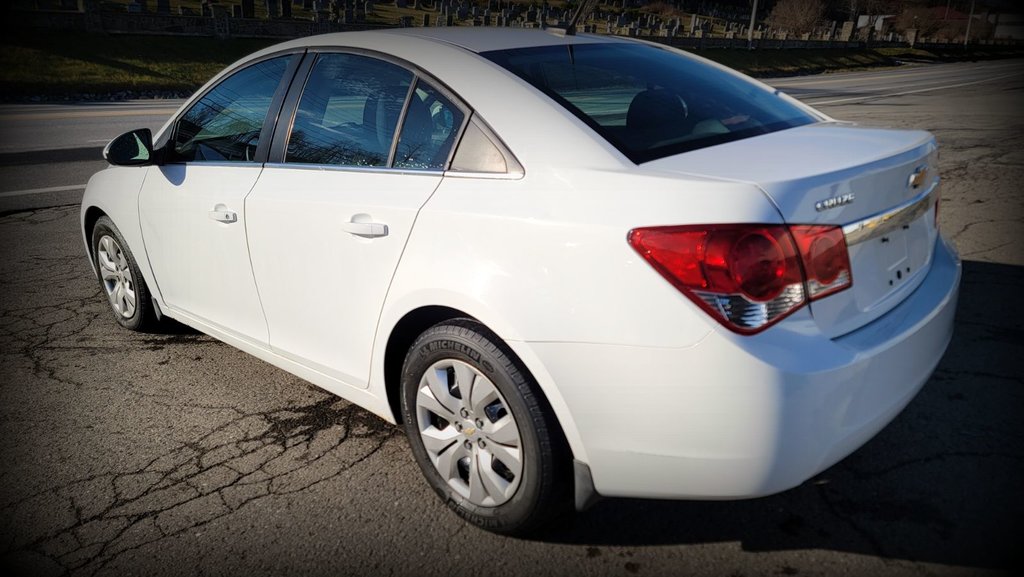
{"left": 1, "top": 59, "right": 1022, "bottom": 577}
{"left": 0, "top": 101, "right": 178, "bottom": 215}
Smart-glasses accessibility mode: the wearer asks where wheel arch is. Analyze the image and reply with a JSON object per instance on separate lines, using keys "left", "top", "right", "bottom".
{"left": 82, "top": 205, "right": 108, "bottom": 273}
{"left": 380, "top": 304, "right": 589, "bottom": 465}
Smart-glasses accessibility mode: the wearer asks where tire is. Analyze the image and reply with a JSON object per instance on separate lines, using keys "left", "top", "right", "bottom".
{"left": 91, "top": 216, "right": 159, "bottom": 332}
{"left": 400, "top": 319, "right": 572, "bottom": 535}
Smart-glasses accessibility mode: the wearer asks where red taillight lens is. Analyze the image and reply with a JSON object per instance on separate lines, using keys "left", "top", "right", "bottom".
{"left": 790, "top": 225, "right": 852, "bottom": 300}
{"left": 629, "top": 223, "right": 852, "bottom": 334}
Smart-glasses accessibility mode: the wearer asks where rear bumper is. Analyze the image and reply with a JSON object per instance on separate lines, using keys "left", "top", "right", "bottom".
{"left": 524, "top": 235, "right": 960, "bottom": 499}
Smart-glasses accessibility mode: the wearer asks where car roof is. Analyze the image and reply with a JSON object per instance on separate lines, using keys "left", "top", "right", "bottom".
{"left": 376, "top": 27, "right": 626, "bottom": 53}
{"left": 288, "top": 27, "right": 628, "bottom": 54}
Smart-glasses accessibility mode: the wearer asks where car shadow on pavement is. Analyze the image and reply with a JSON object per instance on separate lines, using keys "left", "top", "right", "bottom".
{"left": 536, "top": 260, "right": 1024, "bottom": 572}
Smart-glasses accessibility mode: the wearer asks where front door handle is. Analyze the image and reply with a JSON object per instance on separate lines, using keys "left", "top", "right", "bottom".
{"left": 342, "top": 220, "right": 389, "bottom": 238}
{"left": 208, "top": 206, "right": 237, "bottom": 223}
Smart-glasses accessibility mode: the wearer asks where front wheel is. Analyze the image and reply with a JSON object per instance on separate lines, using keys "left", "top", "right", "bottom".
{"left": 400, "top": 320, "right": 572, "bottom": 534}
{"left": 91, "top": 216, "right": 158, "bottom": 332}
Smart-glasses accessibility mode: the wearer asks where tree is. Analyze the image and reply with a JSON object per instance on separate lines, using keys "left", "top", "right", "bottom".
{"left": 767, "top": 0, "right": 826, "bottom": 36}
{"left": 894, "top": 6, "right": 943, "bottom": 38}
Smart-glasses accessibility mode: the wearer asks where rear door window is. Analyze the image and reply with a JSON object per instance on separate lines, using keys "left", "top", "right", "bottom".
{"left": 286, "top": 53, "right": 413, "bottom": 167}
{"left": 393, "top": 79, "right": 465, "bottom": 170}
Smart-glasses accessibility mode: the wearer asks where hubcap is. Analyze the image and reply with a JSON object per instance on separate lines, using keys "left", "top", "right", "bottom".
{"left": 415, "top": 359, "right": 523, "bottom": 507}
{"left": 97, "top": 235, "right": 137, "bottom": 319}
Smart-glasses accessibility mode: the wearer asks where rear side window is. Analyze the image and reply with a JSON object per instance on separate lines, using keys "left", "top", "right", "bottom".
{"left": 483, "top": 43, "right": 817, "bottom": 163}
{"left": 394, "top": 80, "right": 465, "bottom": 170}
{"left": 286, "top": 53, "right": 413, "bottom": 167}
{"left": 173, "top": 56, "right": 290, "bottom": 163}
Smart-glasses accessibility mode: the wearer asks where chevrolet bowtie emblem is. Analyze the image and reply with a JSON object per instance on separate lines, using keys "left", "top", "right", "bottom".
{"left": 908, "top": 165, "right": 928, "bottom": 189}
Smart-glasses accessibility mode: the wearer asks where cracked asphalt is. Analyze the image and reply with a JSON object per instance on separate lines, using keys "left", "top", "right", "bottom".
{"left": 1, "top": 65, "right": 1023, "bottom": 577}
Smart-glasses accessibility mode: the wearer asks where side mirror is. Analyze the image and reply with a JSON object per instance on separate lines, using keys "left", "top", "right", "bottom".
{"left": 103, "top": 129, "right": 154, "bottom": 166}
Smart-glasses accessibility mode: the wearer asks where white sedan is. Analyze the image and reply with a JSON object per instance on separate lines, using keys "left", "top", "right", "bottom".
{"left": 82, "top": 27, "right": 960, "bottom": 534}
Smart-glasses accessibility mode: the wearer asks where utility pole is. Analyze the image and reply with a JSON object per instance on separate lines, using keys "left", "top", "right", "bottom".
{"left": 747, "top": 0, "right": 758, "bottom": 49}
{"left": 964, "top": 0, "right": 975, "bottom": 47}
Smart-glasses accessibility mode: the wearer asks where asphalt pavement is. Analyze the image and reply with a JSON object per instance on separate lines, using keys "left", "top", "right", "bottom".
{"left": 1, "top": 58, "right": 1022, "bottom": 577}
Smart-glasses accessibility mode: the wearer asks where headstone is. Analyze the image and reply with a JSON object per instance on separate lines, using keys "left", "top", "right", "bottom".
{"left": 839, "top": 20, "right": 854, "bottom": 41}
{"left": 265, "top": 0, "right": 281, "bottom": 18}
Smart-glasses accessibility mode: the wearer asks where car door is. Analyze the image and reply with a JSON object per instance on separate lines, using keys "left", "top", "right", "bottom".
{"left": 139, "top": 53, "right": 301, "bottom": 345}
{"left": 245, "top": 51, "right": 467, "bottom": 387}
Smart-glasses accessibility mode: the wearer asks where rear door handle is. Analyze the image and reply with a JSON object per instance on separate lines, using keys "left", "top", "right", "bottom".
{"left": 208, "top": 207, "right": 237, "bottom": 223}
{"left": 342, "top": 221, "right": 389, "bottom": 238}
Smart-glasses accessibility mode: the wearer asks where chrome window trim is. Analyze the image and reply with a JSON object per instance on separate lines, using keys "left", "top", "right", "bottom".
{"left": 170, "top": 162, "right": 266, "bottom": 169}
{"left": 842, "top": 180, "right": 939, "bottom": 246}
{"left": 443, "top": 170, "right": 525, "bottom": 181}
{"left": 264, "top": 162, "right": 444, "bottom": 178}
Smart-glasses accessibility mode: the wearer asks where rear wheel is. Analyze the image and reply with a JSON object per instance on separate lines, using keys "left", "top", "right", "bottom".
{"left": 400, "top": 319, "right": 572, "bottom": 534}
{"left": 92, "top": 216, "right": 158, "bottom": 332}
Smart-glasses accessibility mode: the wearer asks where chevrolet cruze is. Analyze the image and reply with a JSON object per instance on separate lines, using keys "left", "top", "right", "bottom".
{"left": 82, "top": 27, "right": 961, "bottom": 534}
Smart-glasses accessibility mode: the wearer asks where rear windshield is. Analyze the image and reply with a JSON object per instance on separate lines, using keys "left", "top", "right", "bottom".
{"left": 483, "top": 43, "right": 818, "bottom": 163}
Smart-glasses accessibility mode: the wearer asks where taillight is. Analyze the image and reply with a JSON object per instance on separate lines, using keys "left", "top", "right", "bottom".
{"left": 628, "top": 223, "right": 852, "bottom": 334}
{"left": 790, "top": 225, "right": 851, "bottom": 300}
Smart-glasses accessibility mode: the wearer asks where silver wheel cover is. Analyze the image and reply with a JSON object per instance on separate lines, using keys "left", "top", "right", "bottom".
{"left": 97, "top": 234, "right": 137, "bottom": 319}
{"left": 415, "top": 359, "right": 523, "bottom": 507}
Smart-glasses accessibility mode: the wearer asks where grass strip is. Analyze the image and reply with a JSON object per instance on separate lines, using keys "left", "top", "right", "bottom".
{"left": 2, "top": 30, "right": 1022, "bottom": 99}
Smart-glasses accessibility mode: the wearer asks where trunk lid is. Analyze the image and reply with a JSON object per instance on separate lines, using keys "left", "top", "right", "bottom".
{"left": 643, "top": 122, "right": 940, "bottom": 337}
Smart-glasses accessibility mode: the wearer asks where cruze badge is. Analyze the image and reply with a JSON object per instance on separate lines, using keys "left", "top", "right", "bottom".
{"left": 815, "top": 193, "right": 856, "bottom": 212}
{"left": 908, "top": 165, "right": 928, "bottom": 189}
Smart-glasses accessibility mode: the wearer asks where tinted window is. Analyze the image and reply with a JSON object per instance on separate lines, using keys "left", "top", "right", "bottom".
{"left": 287, "top": 53, "right": 413, "bottom": 167}
{"left": 394, "top": 80, "right": 465, "bottom": 170}
{"left": 484, "top": 43, "right": 817, "bottom": 163}
{"left": 173, "top": 56, "right": 289, "bottom": 162}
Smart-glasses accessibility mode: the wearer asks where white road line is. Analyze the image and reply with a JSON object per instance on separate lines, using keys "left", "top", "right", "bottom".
{"left": 807, "top": 71, "right": 1024, "bottom": 105}
{"left": 770, "top": 60, "right": 1022, "bottom": 86}
{"left": 0, "top": 184, "right": 86, "bottom": 198}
